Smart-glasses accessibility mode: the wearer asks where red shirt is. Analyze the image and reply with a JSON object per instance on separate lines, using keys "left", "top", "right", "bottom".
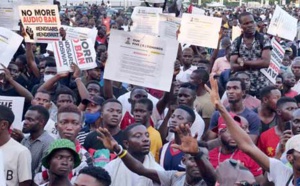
{"left": 285, "top": 90, "right": 298, "bottom": 98}
{"left": 209, "top": 147, "right": 263, "bottom": 177}
{"left": 257, "top": 127, "right": 280, "bottom": 157}
{"left": 120, "top": 111, "right": 154, "bottom": 130}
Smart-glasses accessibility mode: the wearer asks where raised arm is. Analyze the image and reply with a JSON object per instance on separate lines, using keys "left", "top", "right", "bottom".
{"left": 1, "top": 64, "right": 33, "bottom": 102}
{"left": 171, "top": 124, "right": 217, "bottom": 186}
{"left": 97, "top": 127, "right": 161, "bottom": 184}
{"left": 37, "top": 72, "right": 69, "bottom": 92}
{"left": 25, "top": 43, "right": 40, "bottom": 79}
{"left": 205, "top": 74, "right": 270, "bottom": 172}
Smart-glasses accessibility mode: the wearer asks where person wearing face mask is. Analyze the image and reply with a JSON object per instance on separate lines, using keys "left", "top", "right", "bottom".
{"left": 32, "top": 60, "right": 69, "bottom": 101}
{"left": 77, "top": 96, "right": 105, "bottom": 145}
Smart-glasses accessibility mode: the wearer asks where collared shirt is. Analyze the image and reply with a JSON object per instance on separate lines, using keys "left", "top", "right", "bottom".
{"left": 21, "top": 131, "right": 55, "bottom": 175}
{"left": 231, "top": 32, "right": 272, "bottom": 95}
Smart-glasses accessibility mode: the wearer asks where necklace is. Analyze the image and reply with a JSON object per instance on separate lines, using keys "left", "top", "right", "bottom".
{"left": 218, "top": 147, "right": 237, "bottom": 165}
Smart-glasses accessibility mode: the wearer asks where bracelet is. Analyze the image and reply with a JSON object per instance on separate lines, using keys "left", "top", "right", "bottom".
{"left": 115, "top": 145, "right": 123, "bottom": 156}
{"left": 75, "top": 77, "right": 81, "bottom": 81}
{"left": 118, "top": 150, "right": 128, "bottom": 159}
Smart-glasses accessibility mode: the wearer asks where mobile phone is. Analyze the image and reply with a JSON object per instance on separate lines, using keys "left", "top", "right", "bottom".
{"left": 284, "top": 121, "right": 292, "bottom": 131}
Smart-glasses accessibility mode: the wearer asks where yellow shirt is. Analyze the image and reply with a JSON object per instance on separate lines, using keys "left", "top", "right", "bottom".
{"left": 147, "top": 126, "right": 162, "bottom": 162}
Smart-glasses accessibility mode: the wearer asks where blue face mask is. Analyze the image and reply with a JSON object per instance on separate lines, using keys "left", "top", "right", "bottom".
{"left": 84, "top": 112, "right": 101, "bottom": 125}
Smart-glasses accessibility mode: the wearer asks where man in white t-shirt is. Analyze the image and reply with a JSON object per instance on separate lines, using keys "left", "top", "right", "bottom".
{"left": 176, "top": 48, "right": 197, "bottom": 83}
{"left": 0, "top": 105, "right": 32, "bottom": 186}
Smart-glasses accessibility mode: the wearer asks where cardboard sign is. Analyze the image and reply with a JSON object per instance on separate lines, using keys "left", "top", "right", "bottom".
{"left": 0, "top": 27, "right": 23, "bottom": 68}
{"left": 104, "top": 30, "right": 178, "bottom": 92}
{"left": 0, "top": 96, "right": 25, "bottom": 130}
{"left": 63, "top": 25, "right": 97, "bottom": 42}
{"left": 267, "top": 5, "right": 297, "bottom": 41}
{"left": 158, "top": 14, "right": 181, "bottom": 40}
{"left": 18, "top": 5, "right": 61, "bottom": 43}
{"left": 178, "top": 13, "right": 222, "bottom": 49}
{"left": 52, "top": 39, "right": 97, "bottom": 73}
{"left": 232, "top": 26, "right": 242, "bottom": 41}
{"left": 260, "top": 38, "right": 284, "bottom": 84}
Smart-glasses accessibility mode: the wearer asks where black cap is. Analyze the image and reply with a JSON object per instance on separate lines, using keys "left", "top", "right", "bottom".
{"left": 82, "top": 96, "right": 105, "bottom": 106}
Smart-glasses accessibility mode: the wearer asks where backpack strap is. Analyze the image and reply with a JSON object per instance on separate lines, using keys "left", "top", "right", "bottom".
{"left": 236, "top": 32, "right": 265, "bottom": 56}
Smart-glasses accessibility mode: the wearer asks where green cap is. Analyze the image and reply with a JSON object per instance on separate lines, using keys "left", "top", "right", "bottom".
{"left": 42, "top": 139, "right": 81, "bottom": 169}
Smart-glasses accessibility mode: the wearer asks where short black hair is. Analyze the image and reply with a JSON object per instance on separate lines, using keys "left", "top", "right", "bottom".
{"left": 192, "top": 69, "right": 209, "bottom": 83}
{"left": 123, "top": 123, "right": 144, "bottom": 141}
{"left": 27, "top": 105, "right": 50, "bottom": 125}
{"left": 35, "top": 90, "right": 51, "bottom": 98}
{"left": 180, "top": 82, "right": 197, "bottom": 91}
{"left": 277, "top": 97, "right": 297, "bottom": 109}
{"left": 16, "top": 55, "right": 27, "bottom": 65}
{"left": 133, "top": 98, "right": 153, "bottom": 112}
{"left": 276, "top": 74, "right": 283, "bottom": 81}
{"left": 294, "top": 94, "right": 300, "bottom": 103}
{"left": 238, "top": 12, "right": 253, "bottom": 23}
{"left": 79, "top": 166, "right": 111, "bottom": 186}
{"left": 45, "top": 60, "right": 56, "bottom": 68}
{"left": 198, "top": 59, "right": 210, "bottom": 64}
{"left": 260, "top": 86, "right": 279, "bottom": 99}
{"left": 85, "top": 80, "right": 101, "bottom": 90}
{"left": 54, "top": 88, "right": 76, "bottom": 104}
{"left": 227, "top": 77, "right": 246, "bottom": 91}
{"left": 130, "top": 87, "right": 147, "bottom": 98}
{"left": 177, "top": 105, "right": 195, "bottom": 123}
{"left": 0, "top": 105, "right": 15, "bottom": 127}
{"left": 101, "top": 99, "right": 122, "bottom": 111}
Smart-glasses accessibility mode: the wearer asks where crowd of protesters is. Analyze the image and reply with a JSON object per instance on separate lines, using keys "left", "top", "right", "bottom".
{"left": 3, "top": 0, "right": 300, "bottom": 185}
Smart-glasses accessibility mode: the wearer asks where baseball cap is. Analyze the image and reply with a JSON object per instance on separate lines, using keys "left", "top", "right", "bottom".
{"left": 212, "top": 113, "right": 242, "bottom": 133}
{"left": 81, "top": 95, "right": 105, "bottom": 106}
{"left": 42, "top": 139, "right": 81, "bottom": 169}
{"left": 285, "top": 134, "right": 300, "bottom": 154}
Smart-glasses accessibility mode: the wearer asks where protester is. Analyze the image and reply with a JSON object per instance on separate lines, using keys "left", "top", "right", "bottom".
{"left": 74, "top": 166, "right": 111, "bottom": 186}
{"left": 0, "top": 105, "right": 32, "bottom": 186}
{"left": 40, "top": 139, "right": 81, "bottom": 186}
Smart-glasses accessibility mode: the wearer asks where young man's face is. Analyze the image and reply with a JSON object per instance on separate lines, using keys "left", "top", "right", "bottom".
{"left": 177, "top": 88, "right": 195, "bottom": 106}
{"left": 226, "top": 81, "right": 244, "bottom": 104}
{"left": 264, "top": 89, "right": 281, "bottom": 111}
{"left": 86, "top": 83, "right": 101, "bottom": 98}
{"left": 133, "top": 103, "right": 150, "bottom": 125}
{"left": 102, "top": 102, "right": 122, "bottom": 127}
{"left": 56, "top": 94, "right": 74, "bottom": 108}
{"left": 49, "top": 149, "right": 74, "bottom": 176}
{"left": 277, "top": 102, "right": 298, "bottom": 122}
{"left": 183, "top": 154, "right": 202, "bottom": 179}
{"left": 124, "top": 125, "right": 150, "bottom": 155}
{"left": 129, "top": 89, "right": 148, "bottom": 104}
{"left": 240, "top": 15, "right": 256, "bottom": 35}
{"left": 56, "top": 112, "right": 82, "bottom": 142}
{"left": 169, "top": 108, "right": 191, "bottom": 133}
{"left": 32, "top": 92, "right": 52, "bottom": 109}
{"left": 22, "top": 110, "right": 41, "bottom": 134}
{"left": 182, "top": 49, "right": 193, "bottom": 66}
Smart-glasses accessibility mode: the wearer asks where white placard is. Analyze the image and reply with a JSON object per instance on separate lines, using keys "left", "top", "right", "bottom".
{"left": 22, "top": 0, "right": 53, "bottom": 4}
{"left": 0, "top": 1, "right": 19, "bottom": 30}
{"left": 260, "top": 38, "right": 284, "bottom": 84}
{"left": 104, "top": 29, "right": 178, "bottom": 92}
{"left": 131, "top": 7, "right": 162, "bottom": 36}
{"left": 0, "top": 27, "right": 23, "bottom": 68}
{"left": 232, "top": 26, "right": 242, "bottom": 41}
{"left": 18, "top": 5, "right": 61, "bottom": 43}
{"left": 192, "top": 7, "right": 205, "bottom": 15}
{"left": 63, "top": 25, "right": 97, "bottom": 42}
{"left": 145, "top": 0, "right": 165, "bottom": 3}
{"left": 159, "top": 14, "right": 181, "bottom": 40}
{"left": 267, "top": 5, "right": 297, "bottom": 41}
{"left": 52, "top": 39, "right": 97, "bottom": 73}
{"left": 0, "top": 96, "right": 25, "bottom": 130}
{"left": 178, "top": 13, "right": 222, "bottom": 49}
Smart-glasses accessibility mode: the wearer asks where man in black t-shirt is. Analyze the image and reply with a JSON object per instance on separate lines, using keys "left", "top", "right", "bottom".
{"left": 84, "top": 99, "right": 124, "bottom": 167}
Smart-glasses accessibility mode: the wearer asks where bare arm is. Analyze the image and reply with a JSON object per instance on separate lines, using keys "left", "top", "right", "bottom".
{"left": 230, "top": 49, "right": 271, "bottom": 72}
{"left": 158, "top": 106, "right": 174, "bottom": 144}
{"left": 25, "top": 43, "right": 40, "bottom": 79}
{"left": 37, "top": 73, "right": 68, "bottom": 92}
{"left": 1, "top": 65, "right": 33, "bottom": 103}
{"left": 206, "top": 74, "right": 270, "bottom": 172}
{"left": 103, "top": 79, "right": 114, "bottom": 99}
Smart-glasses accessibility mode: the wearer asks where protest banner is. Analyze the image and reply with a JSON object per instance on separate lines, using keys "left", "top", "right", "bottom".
{"left": 104, "top": 29, "right": 178, "bottom": 92}
{"left": 0, "top": 27, "right": 23, "bottom": 68}
{"left": 0, "top": 96, "right": 25, "bottom": 130}
{"left": 260, "top": 38, "right": 284, "bottom": 84}
{"left": 131, "top": 7, "right": 162, "bottom": 36}
{"left": 178, "top": 13, "right": 222, "bottom": 49}
{"left": 158, "top": 14, "right": 181, "bottom": 40}
{"left": 18, "top": 5, "right": 61, "bottom": 43}
{"left": 192, "top": 7, "right": 205, "bottom": 15}
{"left": 63, "top": 25, "right": 97, "bottom": 42}
{"left": 145, "top": 0, "right": 165, "bottom": 3}
{"left": 232, "top": 26, "right": 242, "bottom": 41}
{"left": 52, "top": 39, "right": 97, "bottom": 73}
{"left": 267, "top": 5, "right": 297, "bottom": 41}
{"left": 1, "top": 0, "right": 53, "bottom": 30}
